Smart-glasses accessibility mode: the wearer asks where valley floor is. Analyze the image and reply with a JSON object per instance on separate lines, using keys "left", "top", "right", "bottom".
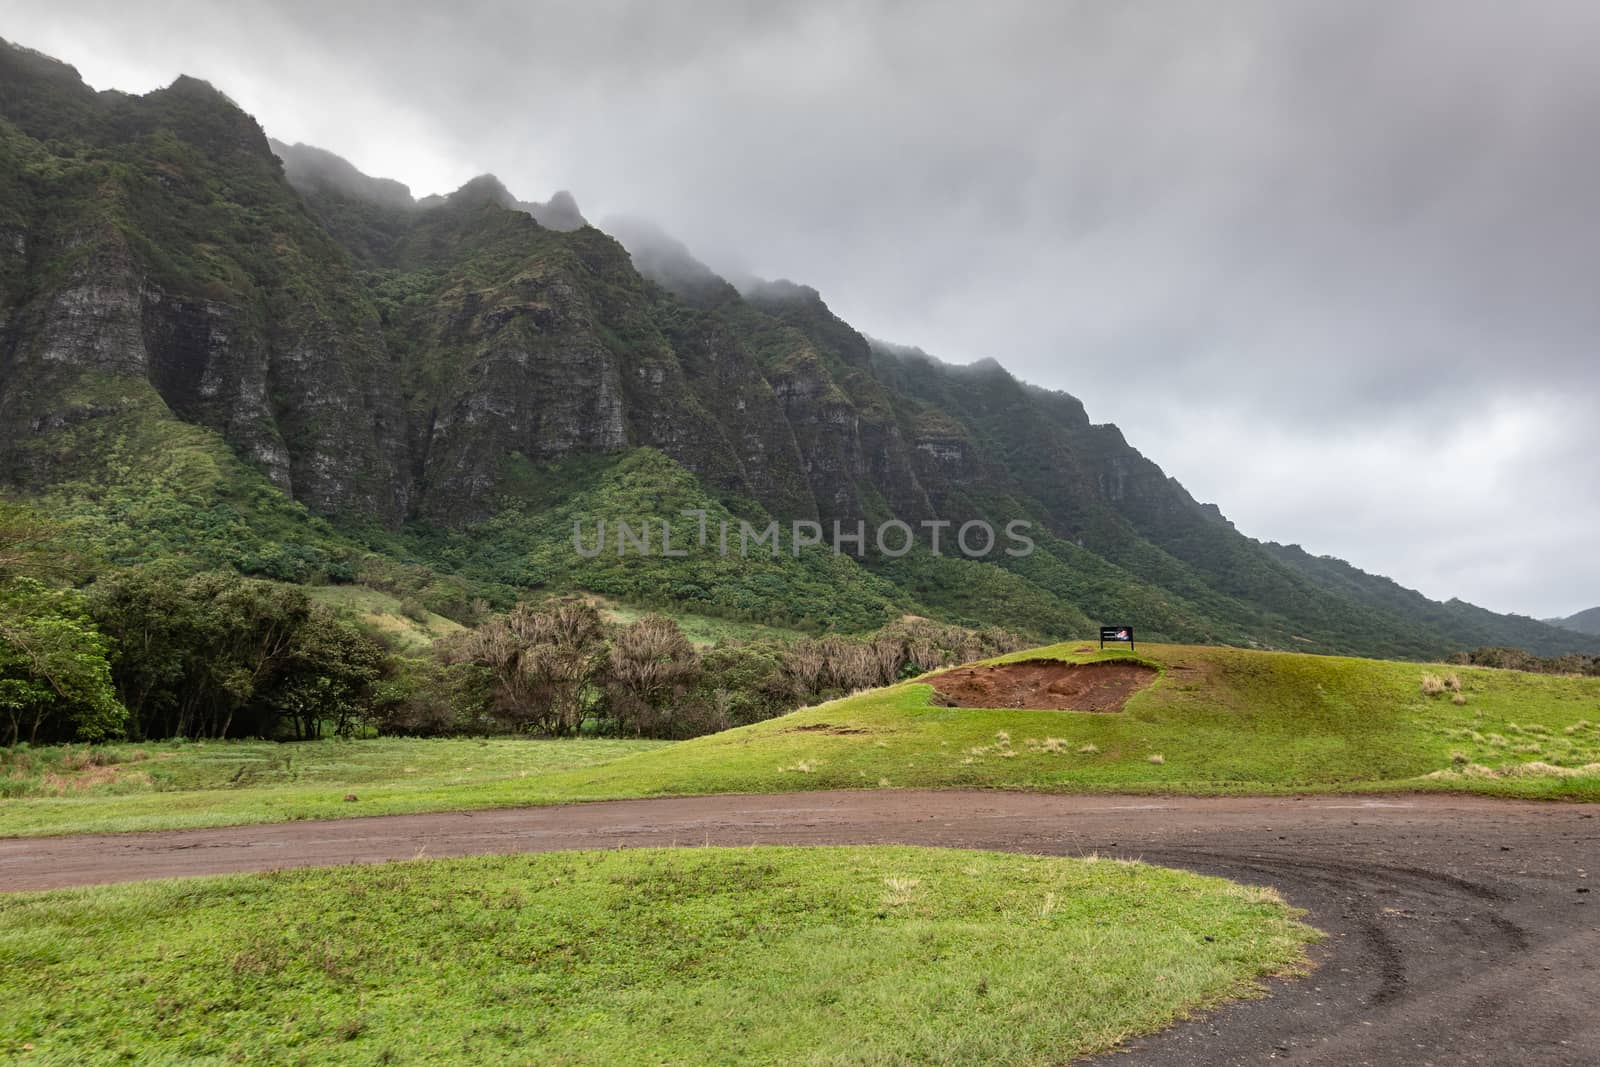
{"left": 0, "top": 737, "right": 668, "bottom": 837}
{"left": 6, "top": 641, "right": 1599, "bottom": 839}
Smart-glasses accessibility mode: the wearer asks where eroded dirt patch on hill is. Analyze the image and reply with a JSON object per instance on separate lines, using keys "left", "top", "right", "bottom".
{"left": 928, "top": 659, "right": 1158, "bottom": 712}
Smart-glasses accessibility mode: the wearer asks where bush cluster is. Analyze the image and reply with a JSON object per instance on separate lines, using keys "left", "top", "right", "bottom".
{"left": 1447, "top": 647, "right": 1600, "bottom": 677}
{"left": 377, "top": 601, "right": 1027, "bottom": 741}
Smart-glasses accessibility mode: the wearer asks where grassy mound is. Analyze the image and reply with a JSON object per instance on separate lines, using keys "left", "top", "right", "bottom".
{"left": 0, "top": 846, "right": 1316, "bottom": 1066}
{"left": 545, "top": 642, "right": 1600, "bottom": 803}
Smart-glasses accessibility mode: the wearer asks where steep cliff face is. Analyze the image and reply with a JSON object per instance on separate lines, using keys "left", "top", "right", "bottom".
{"left": 285, "top": 161, "right": 940, "bottom": 528}
{"left": 380, "top": 205, "right": 632, "bottom": 517}
{"left": 647, "top": 296, "right": 816, "bottom": 518}
{"left": 0, "top": 44, "right": 407, "bottom": 519}
{"left": 741, "top": 281, "right": 934, "bottom": 526}
{"left": 3, "top": 37, "right": 1594, "bottom": 657}
{"left": 327, "top": 179, "right": 821, "bottom": 523}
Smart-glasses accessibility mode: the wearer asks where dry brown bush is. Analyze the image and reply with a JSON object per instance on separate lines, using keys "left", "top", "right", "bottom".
{"left": 465, "top": 599, "right": 607, "bottom": 735}
{"left": 604, "top": 615, "right": 700, "bottom": 736}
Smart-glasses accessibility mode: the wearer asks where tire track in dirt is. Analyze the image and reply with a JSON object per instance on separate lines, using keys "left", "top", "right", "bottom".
{"left": 2, "top": 791, "right": 1595, "bottom": 1065}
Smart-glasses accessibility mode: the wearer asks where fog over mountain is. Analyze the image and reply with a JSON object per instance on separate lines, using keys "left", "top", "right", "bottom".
{"left": 11, "top": 0, "right": 1598, "bottom": 617}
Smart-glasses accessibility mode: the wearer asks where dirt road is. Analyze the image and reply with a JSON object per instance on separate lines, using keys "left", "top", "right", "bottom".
{"left": 3, "top": 791, "right": 1596, "bottom": 1065}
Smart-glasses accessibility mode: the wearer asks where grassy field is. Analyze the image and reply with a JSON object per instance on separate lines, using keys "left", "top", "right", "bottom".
{"left": 0, "top": 846, "right": 1316, "bottom": 1066}
{"left": 6, "top": 642, "right": 1600, "bottom": 838}
{"left": 0, "top": 738, "right": 668, "bottom": 836}
{"left": 304, "top": 586, "right": 468, "bottom": 653}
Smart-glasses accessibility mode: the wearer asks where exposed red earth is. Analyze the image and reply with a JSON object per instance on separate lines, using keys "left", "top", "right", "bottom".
{"left": 927, "top": 657, "right": 1159, "bottom": 711}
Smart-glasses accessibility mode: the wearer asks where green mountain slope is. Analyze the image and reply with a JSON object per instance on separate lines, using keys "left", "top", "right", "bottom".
{"left": 2, "top": 37, "right": 1592, "bottom": 657}
{"left": 1546, "top": 607, "right": 1600, "bottom": 637}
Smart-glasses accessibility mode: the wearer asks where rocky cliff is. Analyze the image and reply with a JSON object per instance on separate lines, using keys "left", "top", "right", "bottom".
{"left": 2, "top": 37, "right": 1593, "bottom": 658}
{"left": 0, "top": 51, "right": 406, "bottom": 518}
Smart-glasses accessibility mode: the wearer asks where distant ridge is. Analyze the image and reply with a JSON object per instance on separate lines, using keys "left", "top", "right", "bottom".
{"left": 1546, "top": 607, "right": 1600, "bottom": 637}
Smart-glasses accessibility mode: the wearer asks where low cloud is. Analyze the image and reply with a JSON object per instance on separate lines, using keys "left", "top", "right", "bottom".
{"left": 10, "top": 0, "right": 1597, "bottom": 615}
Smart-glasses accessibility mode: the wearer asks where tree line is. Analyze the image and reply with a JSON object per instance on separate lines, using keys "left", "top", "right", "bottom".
{"left": 1, "top": 503, "right": 1025, "bottom": 745}
{"left": 384, "top": 601, "right": 1024, "bottom": 740}
{"left": 3, "top": 561, "right": 391, "bottom": 745}
{"left": 1446, "top": 647, "right": 1600, "bottom": 677}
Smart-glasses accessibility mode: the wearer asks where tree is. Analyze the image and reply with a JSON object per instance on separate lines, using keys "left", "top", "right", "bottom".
{"left": 781, "top": 639, "right": 826, "bottom": 703}
{"left": 87, "top": 564, "right": 201, "bottom": 740}
{"left": 266, "top": 607, "right": 390, "bottom": 738}
{"left": 0, "top": 578, "right": 125, "bottom": 745}
{"left": 89, "top": 568, "right": 400, "bottom": 740}
{"left": 180, "top": 574, "right": 312, "bottom": 738}
{"left": 692, "top": 642, "right": 790, "bottom": 727}
{"left": 603, "top": 615, "right": 699, "bottom": 737}
{"left": 370, "top": 652, "right": 493, "bottom": 736}
{"left": 0, "top": 501, "right": 79, "bottom": 583}
{"left": 466, "top": 599, "right": 607, "bottom": 735}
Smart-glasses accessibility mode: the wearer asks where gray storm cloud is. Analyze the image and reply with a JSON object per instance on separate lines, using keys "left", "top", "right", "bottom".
{"left": 8, "top": 0, "right": 1598, "bottom": 616}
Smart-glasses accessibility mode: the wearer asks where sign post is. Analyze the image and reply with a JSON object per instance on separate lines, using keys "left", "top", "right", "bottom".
{"left": 1099, "top": 625, "right": 1134, "bottom": 652}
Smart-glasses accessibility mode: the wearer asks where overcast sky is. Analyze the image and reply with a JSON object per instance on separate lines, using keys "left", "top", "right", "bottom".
{"left": 8, "top": 0, "right": 1597, "bottom": 618}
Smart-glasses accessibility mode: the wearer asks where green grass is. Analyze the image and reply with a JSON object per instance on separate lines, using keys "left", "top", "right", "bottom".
{"left": 304, "top": 585, "right": 467, "bottom": 653}
{"left": 302, "top": 583, "right": 815, "bottom": 653}
{"left": 587, "top": 593, "right": 810, "bottom": 645}
{"left": 544, "top": 643, "right": 1600, "bottom": 804}
{"left": 0, "top": 738, "right": 667, "bottom": 836}
{"left": 0, "top": 846, "right": 1317, "bottom": 1066}
{"left": 8, "top": 642, "right": 1600, "bottom": 838}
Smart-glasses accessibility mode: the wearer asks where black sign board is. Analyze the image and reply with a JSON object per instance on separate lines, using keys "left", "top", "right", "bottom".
{"left": 1099, "top": 625, "right": 1134, "bottom": 651}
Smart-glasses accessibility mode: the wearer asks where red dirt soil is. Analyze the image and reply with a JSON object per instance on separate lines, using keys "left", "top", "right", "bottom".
{"left": 927, "top": 658, "right": 1157, "bottom": 712}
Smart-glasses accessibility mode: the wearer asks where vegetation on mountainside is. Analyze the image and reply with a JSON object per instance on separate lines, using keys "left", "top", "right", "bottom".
{"left": 1262, "top": 541, "right": 1594, "bottom": 656}
{"left": 11, "top": 383, "right": 362, "bottom": 584}
{"left": 2, "top": 497, "right": 1029, "bottom": 754}
{"left": 0, "top": 847, "right": 1316, "bottom": 1066}
{"left": 1546, "top": 606, "right": 1600, "bottom": 637}
{"left": 396, "top": 449, "right": 904, "bottom": 633}
{"left": 304, "top": 585, "right": 467, "bottom": 653}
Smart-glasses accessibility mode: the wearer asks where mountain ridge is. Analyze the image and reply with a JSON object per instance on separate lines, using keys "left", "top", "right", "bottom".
{"left": 1, "top": 36, "right": 1592, "bottom": 659}
{"left": 1546, "top": 607, "right": 1600, "bottom": 637}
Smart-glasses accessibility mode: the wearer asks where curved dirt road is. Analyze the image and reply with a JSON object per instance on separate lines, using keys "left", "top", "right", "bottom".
{"left": 3, "top": 791, "right": 1597, "bottom": 1065}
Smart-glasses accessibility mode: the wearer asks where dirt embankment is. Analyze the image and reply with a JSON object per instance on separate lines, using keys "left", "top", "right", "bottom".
{"left": 927, "top": 658, "right": 1158, "bottom": 711}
